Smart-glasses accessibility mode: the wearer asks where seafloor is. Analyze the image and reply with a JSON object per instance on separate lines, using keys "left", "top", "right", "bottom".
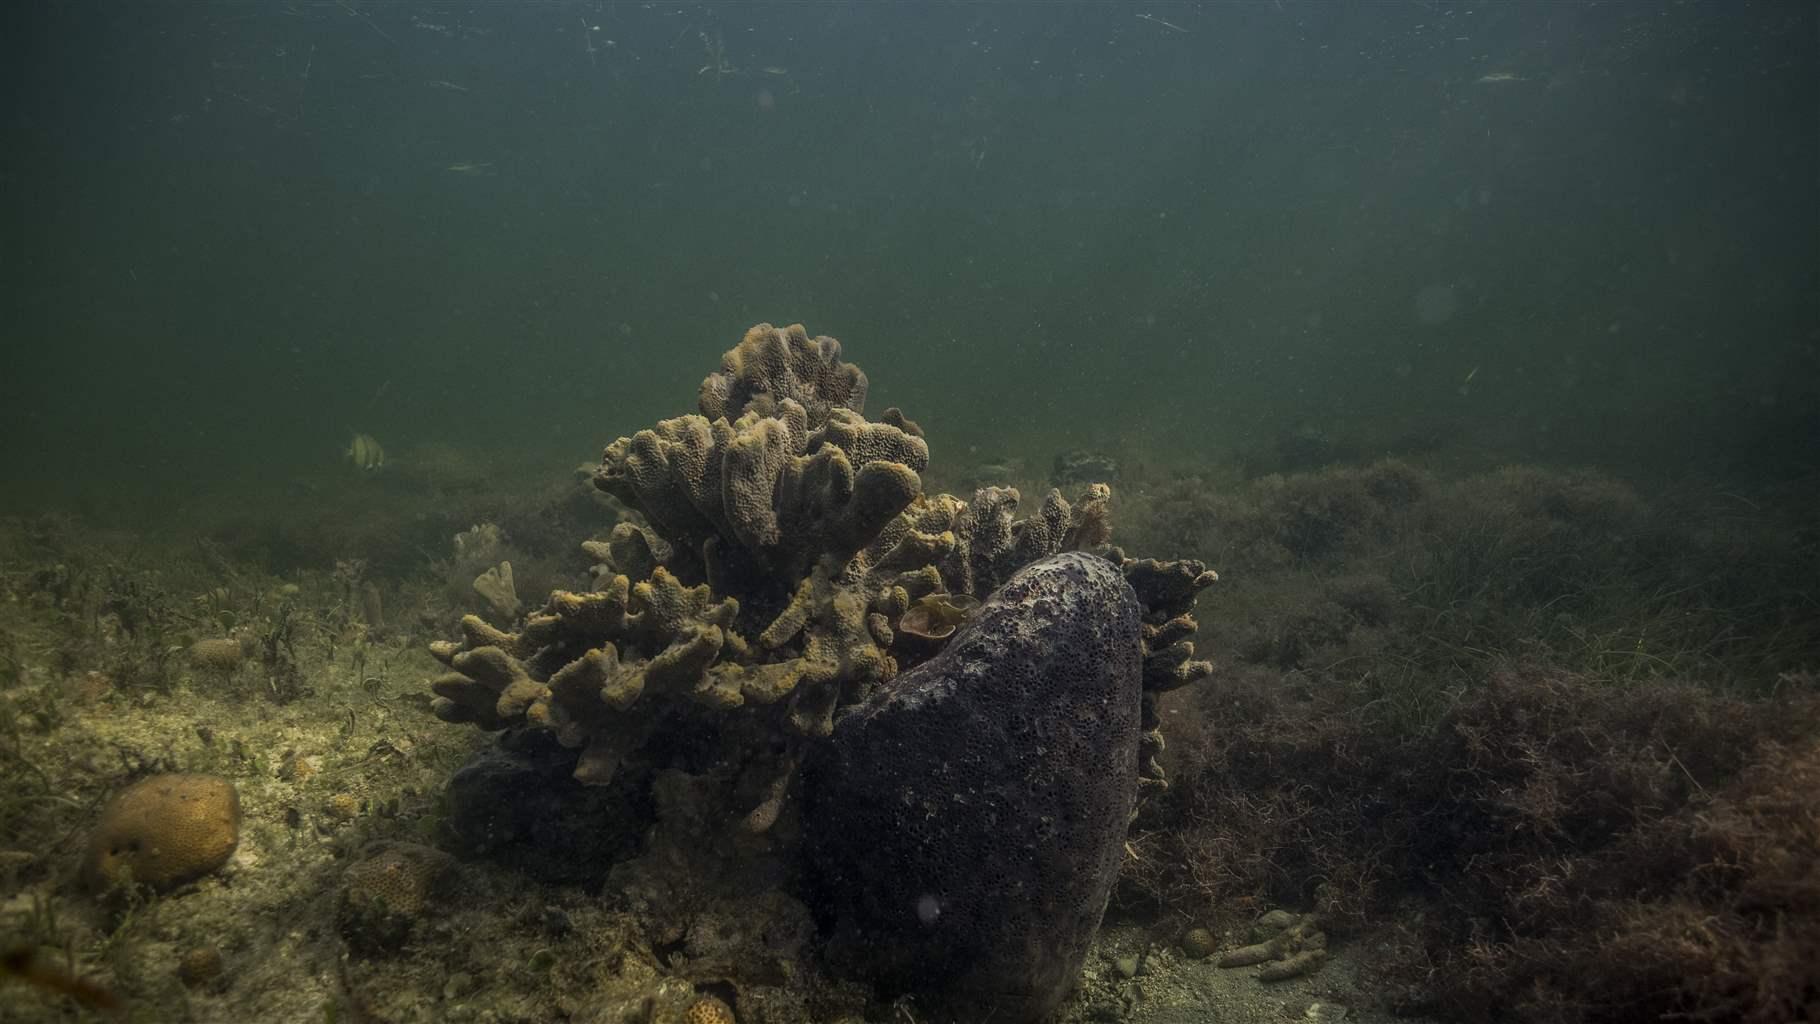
{"left": 1, "top": 366, "right": 1815, "bottom": 1024}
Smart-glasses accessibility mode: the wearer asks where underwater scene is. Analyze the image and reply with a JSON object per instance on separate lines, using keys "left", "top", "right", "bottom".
{"left": 2, "top": 3, "right": 1817, "bottom": 1023}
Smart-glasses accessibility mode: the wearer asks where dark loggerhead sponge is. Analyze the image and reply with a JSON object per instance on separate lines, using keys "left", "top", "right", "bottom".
{"left": 802, "top": 551, "right": 1143, "bottom": 1023}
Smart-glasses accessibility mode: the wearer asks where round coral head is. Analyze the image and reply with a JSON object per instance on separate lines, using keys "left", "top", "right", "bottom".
{"left": 84, "top": 773, "right": 241, "bottom": 892}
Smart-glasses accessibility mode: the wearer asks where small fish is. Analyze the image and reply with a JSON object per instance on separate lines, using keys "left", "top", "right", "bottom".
{"left": 1, "top": 945, "right": 123, "bottom": 1015}
{"left": 446, "top": 161, "right": 496, "bottom": 176}
{"left": 1476, "top": 72, "right": 1527, "bottom": 84}
{"left": 974, "top": 461, "right": 1018, "bottom": 480}
{"left": 347, "top": 433, "right": 386, "bottom": 472}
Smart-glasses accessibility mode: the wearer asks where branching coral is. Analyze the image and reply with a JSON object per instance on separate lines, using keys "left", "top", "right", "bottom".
{"left": 428, "top": 322, "right": 1218, "bottom": 808}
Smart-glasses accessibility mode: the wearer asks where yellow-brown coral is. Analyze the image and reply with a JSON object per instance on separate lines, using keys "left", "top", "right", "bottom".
{"left": 337, "top": 841, "right": 456, "bottom": 952}
{"left": 698, "top": 321, "right": 866, "bottom": 425}
{"left": 84, "top": 773, "right": 240, "bottom": 892}
{"left": 425, "top": 324, "right": 1220, "bottom": 827}
{"left": 187, "top": 637, "right": 247, "bottom": 673}
{"left": 342, "top": 842, "right": 452, "bottom": 918}
{"left": 683, "top": 994, "right": 736, "bottom": 1024}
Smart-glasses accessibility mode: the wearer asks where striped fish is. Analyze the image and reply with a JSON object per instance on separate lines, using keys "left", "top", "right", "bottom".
{"left": 347, "top": 433, "right": 386, "bottom": 471}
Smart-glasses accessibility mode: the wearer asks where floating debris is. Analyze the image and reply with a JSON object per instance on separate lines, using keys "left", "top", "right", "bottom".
{"left": 1136, "top": 12, "right": 1188, "bottom": 33}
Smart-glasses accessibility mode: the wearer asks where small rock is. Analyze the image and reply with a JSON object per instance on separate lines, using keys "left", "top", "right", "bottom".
{"left": 1251, "top": 909, "right": 1300, "bottom": 941}
{"left": 444, "top": 971, "right": 477, "bottom": 1000}
{"left": 278, "top": 751, "right": 320, "bottom": 785}
{"left": 71, "top": 671, "right": 112, "bottom": 703}
{"left": 1259, "top": 947, "right": 1327, "bottom": 982}
{"left": 443, "top": 731, "right": 646, "bottom": 884}
{"left": 176, "top": 944, "right": 224, "bottom": 989}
